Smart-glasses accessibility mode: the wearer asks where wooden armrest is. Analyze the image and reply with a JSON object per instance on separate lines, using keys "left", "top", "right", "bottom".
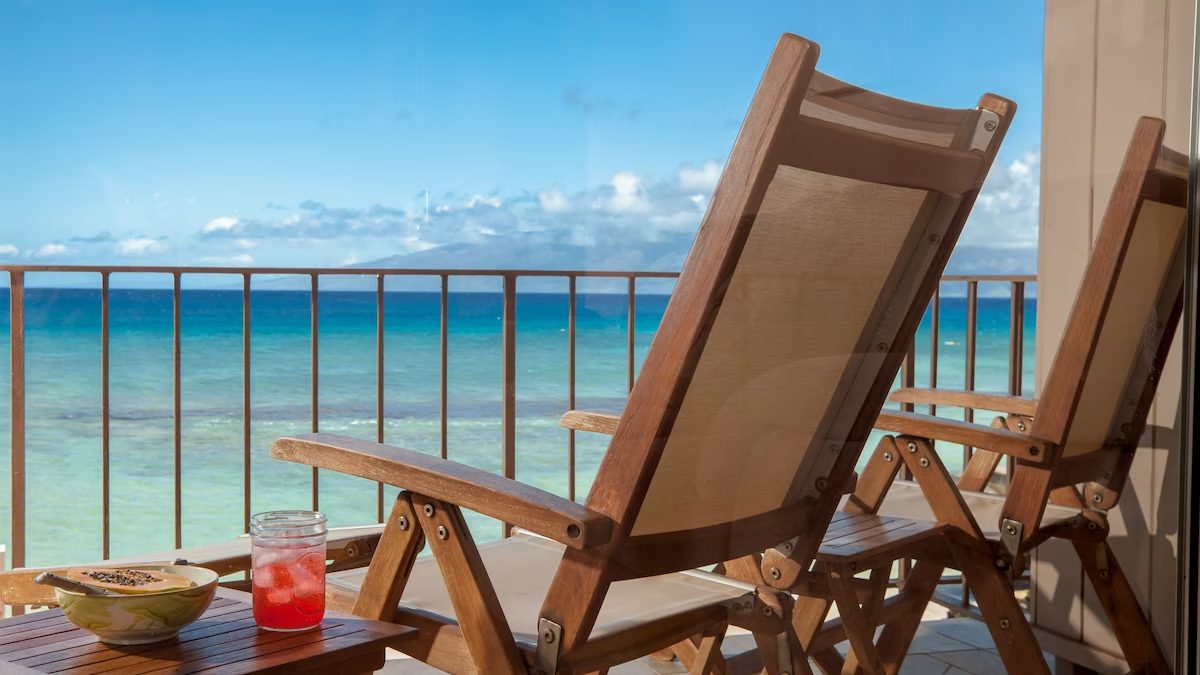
{"left": 560, "top": 410, "right": 621, "bottom": 435}
{"left": 874, "top": 411, "right": 1051, "bottom": 463}
{"left": 888, "top": 388, "right": 1037, "bottom": 417}
{"left": 272, "top": 434, "right": 613, "bottom": 549}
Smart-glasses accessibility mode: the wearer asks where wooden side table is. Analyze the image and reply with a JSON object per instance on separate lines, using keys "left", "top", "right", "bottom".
{"left": 0, "top": 588, "right": 415, "bottom": 673}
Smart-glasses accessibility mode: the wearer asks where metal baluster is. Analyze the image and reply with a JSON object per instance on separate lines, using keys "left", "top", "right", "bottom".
{"left": 568, "top": 276, "right": 577, "bottom": 502}
{"left": 502, "top": 275, "right": 517, "bottom": 537}
{"left": 376, "top": 274, "right": 385, "bottom": 523}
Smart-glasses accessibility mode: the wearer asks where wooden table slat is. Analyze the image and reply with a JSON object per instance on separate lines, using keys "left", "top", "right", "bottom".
{"left": 5, "top": 601, "right": 252, "bottom": 665}
{"left": 201, "top": 632, "right": 392, "bottom": 675}
{"left": 159, "top": 624, "right": 364, "bottom": 675}
{"left": 61, "top": 619, "right": 350, "bottom": 674}
{"left": 0, "top": 587, "right": 413, "bottom": 674}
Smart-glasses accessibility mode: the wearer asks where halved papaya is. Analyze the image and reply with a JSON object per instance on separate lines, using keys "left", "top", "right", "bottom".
{"left": 66, "top": 568, "right": 195, "bottom": 595}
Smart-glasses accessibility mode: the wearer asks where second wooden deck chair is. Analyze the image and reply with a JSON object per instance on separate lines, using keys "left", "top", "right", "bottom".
{"left": 832, "top": 117, "right": 1186, "bottom": 675}
{"left": 266, "top": 33, "right": 1013, "bottom": 674}
{"left": 564, "top": 72, "right": 1017, "bottom": 674}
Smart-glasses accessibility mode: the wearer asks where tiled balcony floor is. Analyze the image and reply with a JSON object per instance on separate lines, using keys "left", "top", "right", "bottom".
{"left": 381, "top": 613, "right": 1054, "bottom": 674}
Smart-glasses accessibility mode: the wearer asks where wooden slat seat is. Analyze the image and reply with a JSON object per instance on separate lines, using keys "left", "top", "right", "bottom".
{"left": 869, "top": 481, "right": 1081, "bottom": 541}
{"left": 816, "top": 511, "right": 947, "bottom": 565}
{"left": 326, "top": 531, "right": 754, "bottom": 650}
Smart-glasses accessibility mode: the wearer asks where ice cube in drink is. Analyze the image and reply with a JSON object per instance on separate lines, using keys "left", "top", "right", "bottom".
{"left": 252, "top": 542, "right": 326, "bottom": 631}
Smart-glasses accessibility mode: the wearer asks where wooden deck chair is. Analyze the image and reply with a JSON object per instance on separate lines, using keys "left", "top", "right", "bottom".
{"left": 562, "top": 68, "right": 1016, "bottom": 675}
{"left": 266, "top": 33, "right": 1013, "bottom": 674}
{"left": 834, "top": 117, "right": 1186, "bottom": 675}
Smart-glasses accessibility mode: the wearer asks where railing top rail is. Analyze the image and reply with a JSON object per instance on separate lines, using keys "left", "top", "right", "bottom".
{"left": 0, "top": 265, "right": 681, "bottom": 278}
{"left": 0, "top": 265, "right": 1036, "bottom": 284}
{"left": 939, "top": 274, "right": 1037, "bottom": 282}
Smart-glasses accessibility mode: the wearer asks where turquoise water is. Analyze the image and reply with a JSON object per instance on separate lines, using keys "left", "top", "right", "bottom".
{"left": 0, "top": 287, "right": 1035, "bottom": 567}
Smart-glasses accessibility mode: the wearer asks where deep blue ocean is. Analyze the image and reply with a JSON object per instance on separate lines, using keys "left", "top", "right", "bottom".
{"left": 0, "top": 288, "right": 1035, "bottom": 566}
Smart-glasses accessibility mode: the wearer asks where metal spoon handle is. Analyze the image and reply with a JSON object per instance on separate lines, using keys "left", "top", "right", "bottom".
{"left": 34, "top": 572, "right": 111, "bottom": 596}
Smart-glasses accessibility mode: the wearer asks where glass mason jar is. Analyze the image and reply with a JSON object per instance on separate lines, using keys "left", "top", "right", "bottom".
{"left": 249, "top": 510, "right": 328, "bottom": 631}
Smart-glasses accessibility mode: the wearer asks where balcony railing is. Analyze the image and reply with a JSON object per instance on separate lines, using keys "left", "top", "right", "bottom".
{"left": 0, "top": 265, "right": 1035, "bottom": 574}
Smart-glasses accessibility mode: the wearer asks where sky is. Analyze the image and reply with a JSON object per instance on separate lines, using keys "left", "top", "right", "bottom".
{"left": 0, "top": 1, "right": 1045, "bottom": 279}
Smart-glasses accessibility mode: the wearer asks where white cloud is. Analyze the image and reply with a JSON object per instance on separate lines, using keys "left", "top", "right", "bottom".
{"left": 115, "top": 237, "right": 168, "bottom": 256}
{"left": 678, "top": 161, "right": 721, "bottom": 190}
{"left": 0, "top": 244, "right": 17, "bottom": 257}
{"left": 198, "top": 254, "right": 254, "bottom": 265}
{"left": 961, "top": 150, "right": 1040, "bottom": 251}
{"left": 35, "top": 243, "right": 68, "bottom": 257}
{"left": 609, "top": 171, "right": 648, "bottom": 212}
{"left": 466, "top": 195, "right": 502, "bottom": 209}
{"left": 538, "top": 190, "right": 569, "bottom": 212}
{"left": 202, "top": 216, "right": 239, "bottom": 233}
{"left": 187, "top": 149, "right": 1039, "bottom": 274}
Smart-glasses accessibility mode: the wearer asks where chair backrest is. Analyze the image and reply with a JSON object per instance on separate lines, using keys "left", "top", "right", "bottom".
{"left": 1027, "top": 118, "right": 1186, "bottom": 499}
{"left": 580, "top": 33, "right": 1014, "bottom": 576}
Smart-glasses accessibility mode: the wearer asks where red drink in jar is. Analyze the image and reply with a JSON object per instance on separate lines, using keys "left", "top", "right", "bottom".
{"left": 250, "top": 511, "right": 327, "bottom": 631}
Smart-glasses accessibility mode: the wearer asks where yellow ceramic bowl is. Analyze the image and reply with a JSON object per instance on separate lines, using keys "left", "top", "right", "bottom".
{"left": 55, "top": 564, "right": 219, "bottom": 645}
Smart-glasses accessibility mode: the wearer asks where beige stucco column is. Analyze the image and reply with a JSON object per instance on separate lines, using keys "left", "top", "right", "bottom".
{"left": 1035, "top": 0, "right": 1192, "bottom": 670}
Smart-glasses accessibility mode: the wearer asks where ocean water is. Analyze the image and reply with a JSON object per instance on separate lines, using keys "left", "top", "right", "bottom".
{"left": 0, "top": 287, "right": 1035, "bottom": 567}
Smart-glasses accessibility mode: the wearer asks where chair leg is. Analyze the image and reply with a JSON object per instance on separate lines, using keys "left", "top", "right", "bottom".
{"left": 790, "top": 594, "right": 840, "bottom": 674}
{"left": 791, "top": 595, "right": 833, "bottom": 652}
{"left": 754, "top": 630, "right": 815, "bottom": 675}
{"left": 687, "top": 625, "right": 728, "bottom": 675}
{"left": 672, "top": 630, "right": 729, "bottom": 675}
{"left": 827, "top": 567, "right": 883, "bottom": 674}
{"left": 874, "top": 559, "right": 942, "bottom": 675}
{"left": 810, "top": 648, "right": 843, "bottom": 675}
{"left": 953, "top": 545, "right": 1049, "bottom": 674}
{"left": 1073, "top": 540, "right": 1170, "bottom": 675}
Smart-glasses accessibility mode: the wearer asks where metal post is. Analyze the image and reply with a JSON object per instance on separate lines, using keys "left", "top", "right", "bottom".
{"left": 101, "top": 273, "right": 110, "bottom": 558}
{"left": 10, "top": 271, "right": 24, "bottom": 572}
{"left": 502, "top": 275, "right": 517, "bottom": 537}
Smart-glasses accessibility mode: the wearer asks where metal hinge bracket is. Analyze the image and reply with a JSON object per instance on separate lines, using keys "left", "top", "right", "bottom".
{"left": 999, "top": 518, "right": 1023, "bottom": 560}
{"left": 970, "top": 109, "right": 1001, "bottom": 152}
{"left": 534, "top": 618, "right": 562, "bottom": 674}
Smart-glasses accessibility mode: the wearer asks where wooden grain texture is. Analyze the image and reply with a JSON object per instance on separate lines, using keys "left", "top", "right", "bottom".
{"left": 272, "top": 433, "right": 611, "bottom": 549}
{"left": 0, "top": 588, "right": 411, "bottom": 675}
{"left": 875, "top": 410, "right": 1050, "bottom": 463}
{"left": 843, "top": 437, "right": 903, "bottom": 514}
{"left": 567, "top": 604, "right": 732, "bottom": 674}
{"left": 826, "top": 567, "right": 882, "bottom": 673}
{"left": 888, "top": 388, "right": 1037, "bottom": 417}
{"left": 410, "top": 495, "right": 525, "bottom": 673}
{"left": 951, "top": 542, "right": 1050, "bottom": 675}
{"left": 352, "top": 493, "right": 424, "bottom": 621}
{"left": 777, "top": 115, "right": 985, "bottom": 194}
{"left": 955, "top": 417, "right": 1015, "bottom": 492}
{"left": 874, "top": 559, "right": 944, "bottom": 674}
{"left": 560, "top": 411, "right": 620, "bottom": 436}
{"left": 894, "top": 437, "right": 988, "bottom": 548}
